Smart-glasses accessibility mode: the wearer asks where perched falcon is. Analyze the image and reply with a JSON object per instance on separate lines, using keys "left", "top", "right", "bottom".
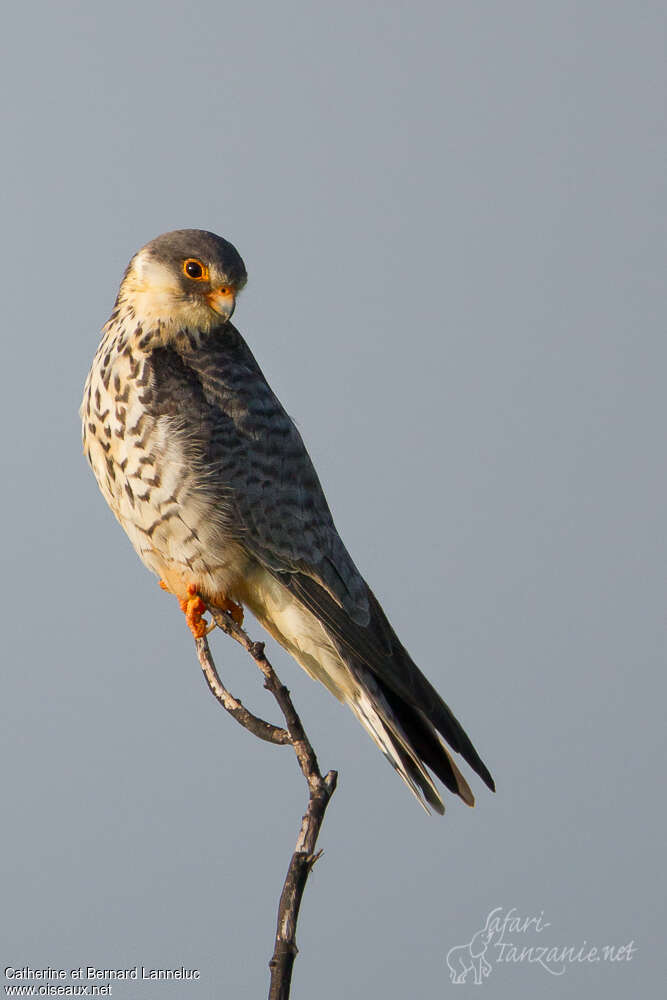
{"left": 82, "top": 229, "right": 494, "bottom": 813}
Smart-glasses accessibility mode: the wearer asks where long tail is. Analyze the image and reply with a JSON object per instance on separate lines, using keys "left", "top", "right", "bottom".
{"left": 348, "top": 664, "right": 475, "bottom": 813}
{"left": 282, "top": 573, "right": 495, "bottom": 814}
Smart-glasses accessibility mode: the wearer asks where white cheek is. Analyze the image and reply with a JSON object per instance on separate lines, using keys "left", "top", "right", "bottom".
{"left": 136, "top": 257, "right": 180, "bottom": 311}
{"left": 134, "top": 253, "right": 174, "bottom": 289}
{"left": 130, "top": 255, "right": 211, "bottom": 329}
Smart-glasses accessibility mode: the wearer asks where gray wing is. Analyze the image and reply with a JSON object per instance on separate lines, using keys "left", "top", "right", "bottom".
{"left": 147, "top": 331, "right": 494, "bottom": 794}
{"left": 148, "top": 329, "right": 370, "bottom": 625}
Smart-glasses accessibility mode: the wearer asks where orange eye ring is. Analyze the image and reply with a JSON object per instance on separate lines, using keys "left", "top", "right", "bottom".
{"left": 183, "top": 258, "right": 209, "bottom": 281}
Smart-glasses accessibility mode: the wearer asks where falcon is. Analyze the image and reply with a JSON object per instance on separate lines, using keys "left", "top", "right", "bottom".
{"left": 81, "top": 229, "right": 494, "bottom": 813}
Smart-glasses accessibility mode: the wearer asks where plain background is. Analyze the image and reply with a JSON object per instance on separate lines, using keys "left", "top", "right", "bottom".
{"left": 1, "top": 2, "right": 665, "bottom": 997}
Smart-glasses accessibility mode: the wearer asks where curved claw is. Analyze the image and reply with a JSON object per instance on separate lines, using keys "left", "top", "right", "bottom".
{"left": 159, "top": 580, "right": 241, "bottom": 638}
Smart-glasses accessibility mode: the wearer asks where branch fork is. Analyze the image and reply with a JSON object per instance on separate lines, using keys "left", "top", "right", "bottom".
{"left": 194, "top": 604, "right": 337, "bottom": 1000}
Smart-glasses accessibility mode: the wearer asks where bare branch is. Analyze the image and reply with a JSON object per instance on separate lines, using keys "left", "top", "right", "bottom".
{"left": 195, "top": 634, "right": 289, "bottom": 745}
{"left": 197, "top": 605, "right": 338, "bottom": 1000}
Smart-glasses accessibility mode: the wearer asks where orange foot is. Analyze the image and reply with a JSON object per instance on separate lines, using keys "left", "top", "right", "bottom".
{"left": 214, "top": 594, "right": 244, "bottom": 626}
{"left": 176, "top": 583, "right": 211, "bottom": 639}
{"left": 158, "top": 580, "right": 243, "bottom": 637}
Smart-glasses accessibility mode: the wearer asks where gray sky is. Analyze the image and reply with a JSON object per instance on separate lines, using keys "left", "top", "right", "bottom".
{"left": 2, "top": 1, "right": 665, "bottom": 997}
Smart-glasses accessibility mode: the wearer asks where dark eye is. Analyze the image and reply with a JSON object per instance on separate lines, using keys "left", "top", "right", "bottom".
{"left": 183, "top": 258, "right": 206, "bottom": 280}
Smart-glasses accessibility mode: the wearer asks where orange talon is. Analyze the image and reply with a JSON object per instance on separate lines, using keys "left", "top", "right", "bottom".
{"left": 160, "top": 579, "right": 241, "bottom": 637}
{"left": 188, "top": 596, "right": 206, "bottom": 617}
{"left": 183, "top": 591, "right": 209, "bottom": 639}
{"left": 188, "top": 616, "right": 208, "bottom": 639}
{"left": 217, "top": 595, "right": 244, "bottom": 626}
{"left": 165, "top": 583, "right": 210, "bottom": 638}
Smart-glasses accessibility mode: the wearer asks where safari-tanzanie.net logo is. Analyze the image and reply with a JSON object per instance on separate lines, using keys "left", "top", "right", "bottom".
{"left": 445, "top": 906, "right": 636, "bottom": 985}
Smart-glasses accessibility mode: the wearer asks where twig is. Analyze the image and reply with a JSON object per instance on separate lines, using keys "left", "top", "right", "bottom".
{"left": 195, "top": 605, "right": 338, "bottom": 1000}
{"left": 195, "top": 634, "right": 289, "bottom": 745}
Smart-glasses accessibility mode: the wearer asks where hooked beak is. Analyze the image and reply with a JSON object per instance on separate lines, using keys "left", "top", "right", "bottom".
{"left": 206, "top": 285, "right": 236, "bottom": 321}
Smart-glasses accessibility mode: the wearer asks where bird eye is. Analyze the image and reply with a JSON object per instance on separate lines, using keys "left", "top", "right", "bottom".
{"left": 183, "top": 258, "right": 208, "bottom": 280}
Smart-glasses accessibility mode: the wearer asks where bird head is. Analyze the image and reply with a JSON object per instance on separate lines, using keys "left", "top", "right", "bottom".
{"left": 117, "top": 229, "right": 248, "bottom": 336}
